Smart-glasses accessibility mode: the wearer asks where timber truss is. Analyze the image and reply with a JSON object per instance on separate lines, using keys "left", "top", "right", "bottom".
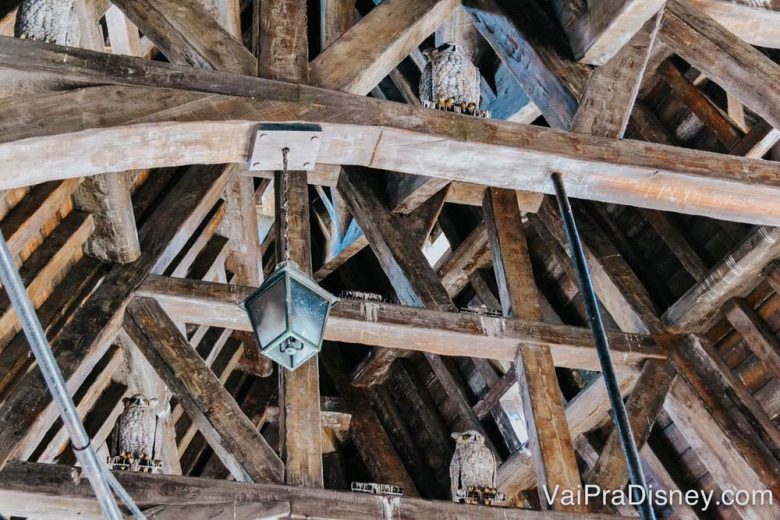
{"left": 0, "top": 0, "right": 779, "bottom": 518}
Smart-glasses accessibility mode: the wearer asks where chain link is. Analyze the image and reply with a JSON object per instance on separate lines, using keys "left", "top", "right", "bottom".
{"left": 281, "top": 147, "right": 291, "bottom": 263}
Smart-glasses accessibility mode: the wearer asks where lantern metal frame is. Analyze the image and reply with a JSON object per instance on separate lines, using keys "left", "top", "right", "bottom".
{"left": 243, "top": 260, "right": 338, "bottom": 371}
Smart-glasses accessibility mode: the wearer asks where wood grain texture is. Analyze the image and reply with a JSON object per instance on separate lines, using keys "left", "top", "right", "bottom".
{"left": 688, "top": 0, "right": 780, "bottom": 50}
{"left": 1, "top": 42, "right": 780, "bottom": 225}
{"left": 310, "top": 0, "right": 459, "bottom": 94}
{"left": 0, "top": 461, "right": 631, "bottom": 520}
{"left": 484, "top": 186, "right": 583, "bottom": 511}
{"left": 571, "top": 14, "right": 661, "bottom": 138}
{"left": 0, "top": 165, "right": 232, "bottom": 469}
{"left": 111, "top": 0, "right": 256, "bottom": 74}
{"left": 659, "top": 0, "right": 780, "bottom": 132}
{"left": 124, "top": 297, "right": 283, "bottom": 483}
{"left": 725, "top": 298, "right": 780, "bottom": 382}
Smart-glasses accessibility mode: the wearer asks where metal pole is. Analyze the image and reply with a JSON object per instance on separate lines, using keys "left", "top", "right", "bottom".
{"left": 0, "top": 230, "right": 137, "bottom": 520}
{"left": 551, "top": 172, "right": 656, "bottom": 520}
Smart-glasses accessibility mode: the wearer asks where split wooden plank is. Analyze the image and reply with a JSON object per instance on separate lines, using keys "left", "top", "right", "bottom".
{"left": 310, "top": 0, "right": 459, "bottom": 95}
{"left": 725, "top": 299, "right": 780, "bottom": 381}
{"left": 659, "top": 0, "right": 780, "bottom": 132}
{"left": 0, "top": 461, "right": 631, "bottom": 520}
{"left": 0, "top": 164, "right": 233, "bottom": 469}
{"left": 124, "top": 296, "right": 283, "bottom": 483}
{"left": 484, "top": 186, "right": 583, "bottom": 512}
{"left": 111, "top": 0, "right": 256, "bottom": 74}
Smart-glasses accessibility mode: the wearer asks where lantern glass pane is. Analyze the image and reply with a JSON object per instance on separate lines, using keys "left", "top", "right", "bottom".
{"left": 290, "top": 278, "right": 331, "bottom": 346}
{"left": 251, "top": 277, "right": 288, "bottom": 347}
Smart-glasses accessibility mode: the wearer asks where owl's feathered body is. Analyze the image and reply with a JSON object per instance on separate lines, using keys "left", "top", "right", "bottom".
{"left": 420, "top": 44, "right": 482, "bottom": 115}
{"left": 449, "top": 430, "right": 497, "bottom": 502}
{"left": 109, "top": 394, "right": 159, "bottom": 472}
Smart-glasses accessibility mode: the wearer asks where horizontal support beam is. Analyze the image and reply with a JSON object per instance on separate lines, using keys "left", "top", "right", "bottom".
{"left": 0, "top": 462, "right": 629, "bottom": 520}
{"left": 2, "top": 39, "right": 780, "bottom": 225}
{"left": 137, "top": 276, "right": 663, "bottom": 372}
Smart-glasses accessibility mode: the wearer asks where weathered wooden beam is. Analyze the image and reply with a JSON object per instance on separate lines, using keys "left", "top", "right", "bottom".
{"left": 320, "top": 350, "right": 419, "bottom": 496}
{"left": 111, "top": 0, "right": 256, "bottom": 74}
{"left": 310, "top": 0, "right": 459, "bottom": 95}
{"left": 0, "top": 461, "right": 630, "bottom": 519}
{"left": 464, "top": 0, "right": 589, "bottom": 130}
{"left": 725, "top": 299, "right": 780, "bottom": 382}
{"left": 438, "top": 221, "right": 491, "bottom": 299}
{"left": 585, "top": 360, "right": 676, "bottom": 493}
{"left": 3, "top": 45, "right": 780, "bottom": 225}
{"left": 555, "top": 0, "right": 664, "bottom": 65}
{"left": 637, "top": 209, "right": 708, "bottom": 281}
{"left": 663, "top": 226, "right": 780, "bottom": 332}
{"left": 484, "top": 186, "right": 583, "bottom": 511}
{"left": 124, "top": 296, "right": 283, "bottom": 483}
{"left": 0, "top": 165, "right": 233, "bottom": 469}
{"left": 658, "top": 60, "right": 742, "bottom": 150}
{"left": 659, "top": 334, "right": 780, "bottom": 501}
{"left": 688, "top": 0, "right": 780, "bottom": 50}
{"left": 496, "top": 371, "right": 638, "bottom": 497}
{"left": 139, "top": 276, "right": 662, "bottom": 371}
{"left": 659, "top": 0, "right": 780, "bottom": 132}
{"left": 571, "top": 14, "right": 661, "bottom": 138}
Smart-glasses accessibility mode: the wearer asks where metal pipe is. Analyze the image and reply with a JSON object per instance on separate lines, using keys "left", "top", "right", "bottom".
{"left": 0, "top": 230, "right": 132, "bottom": 520}
{"left": 551, "top": 172, "right": 656, "bottom": 520}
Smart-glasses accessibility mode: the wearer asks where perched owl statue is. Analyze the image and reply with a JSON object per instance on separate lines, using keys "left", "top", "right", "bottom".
{"left": 108, "top": 394, "right": 162, "bottom": 473}
{"left": 449, "top": 430, "right": 500, "bottom": 505}
{"left": 419, "top": 43, "right": 485, "bottom": 117}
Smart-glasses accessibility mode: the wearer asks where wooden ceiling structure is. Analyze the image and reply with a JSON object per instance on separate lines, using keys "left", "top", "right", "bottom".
{"left": 0, "top": 0, "right": 779, "bottom": 518}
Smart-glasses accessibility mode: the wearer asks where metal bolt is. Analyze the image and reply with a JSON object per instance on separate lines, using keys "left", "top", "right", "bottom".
{"left": 303, "top": 162, "right": 312, "bottom": 168}
{"left": 258, "top": 133, "right": 267, "bottom": 140}
{"left": 311, "top": 136, "right": 319, "bottom": 142}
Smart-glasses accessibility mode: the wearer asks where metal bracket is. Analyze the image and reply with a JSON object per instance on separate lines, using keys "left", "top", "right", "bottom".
{"left": 247, "top": 123, "right": 323, "bottom": 171}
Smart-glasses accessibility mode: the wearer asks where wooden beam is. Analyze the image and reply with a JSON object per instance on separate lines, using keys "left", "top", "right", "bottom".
{"left": 659, "top": 334, "right": 780, "bottom": 499}
{"left": 724, "top": 299, "right": 780, "bottom": 383}
{"left": 659, "top": 0, "right": 780, "bottom": 132}
{"left": 0, "top": 461, "right": 629, "bottom": 520}
{"left": 140, "top": 276, "right": 662, "bottom": 370}
{"left": 124, "top": 296, "right": 283, "bottom": 483}
{"left": 662, "top": 226, "right": 780, "bottom": 332}
{"left": 438, "top": 221, "right": 491, "bottom": 299}
{"left": 310, "top": 0, "right": 459, "bottom": 94}
{"left": 688, "top": 0, "right": 780, "bottom": 50}
{"left": 571, "top": 14, "right": 661, "bottom": 138}
{"left": 464, "top": 0, "right": 588, "bottom": 130}
{"left": 585, "top": 360, "right": 676, "bottom": 492}
{"left": 0, "top": 165, "right": 233, "bottom": 469}
{"left": 483, "top": 186, "right": 583, "bottom": 511}
{"left": 556, "top": 0, "right": 664, "bottom": 65}
{"left": 658, "top": 60, "right": 742, "bottom": 149}
{"left": 111, "top": 0, "right": 256, "bottom": 74}
{"left": 3, "top": 46, "right": 780, "bottom": 225}
{"left": 496, "top": 372, "right": 638, "bottom": 497}
{"left": 320, "top": 351, "right": 419, "bottom": 496}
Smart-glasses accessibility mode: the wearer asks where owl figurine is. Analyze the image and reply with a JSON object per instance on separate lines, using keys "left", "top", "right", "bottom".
{"left": 419, "top": 43, "right": 484, "bottom": 116}
{"left": 450, "top": 430, "right": 499, "bottom": 505}
{"left": 108, "top": 394, "right": 162, "bottom": 473}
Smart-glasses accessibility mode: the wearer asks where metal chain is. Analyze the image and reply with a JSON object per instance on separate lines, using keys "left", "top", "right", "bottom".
{"left": 281, "top": 147, "right": 291, "bottom": 263}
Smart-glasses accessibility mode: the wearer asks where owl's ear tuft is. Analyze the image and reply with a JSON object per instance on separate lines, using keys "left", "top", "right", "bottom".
{"left": 451, "top": 432, "right": 459, "bottom": 440}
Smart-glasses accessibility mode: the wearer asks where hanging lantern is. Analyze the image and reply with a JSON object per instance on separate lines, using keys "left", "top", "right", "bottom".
{"left": 243, "top": 260, "right": 337, "bottom": 371}
{"left": 243, "top": 124, "right": 337, "bottom": 371}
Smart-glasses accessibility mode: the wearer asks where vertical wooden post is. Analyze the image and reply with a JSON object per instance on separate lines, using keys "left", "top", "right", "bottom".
{"left": 483, "top": 186, "right": 584, "bottom": 512}
{"left": 259, "top": 0, "right": 322, "bottom": 488}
